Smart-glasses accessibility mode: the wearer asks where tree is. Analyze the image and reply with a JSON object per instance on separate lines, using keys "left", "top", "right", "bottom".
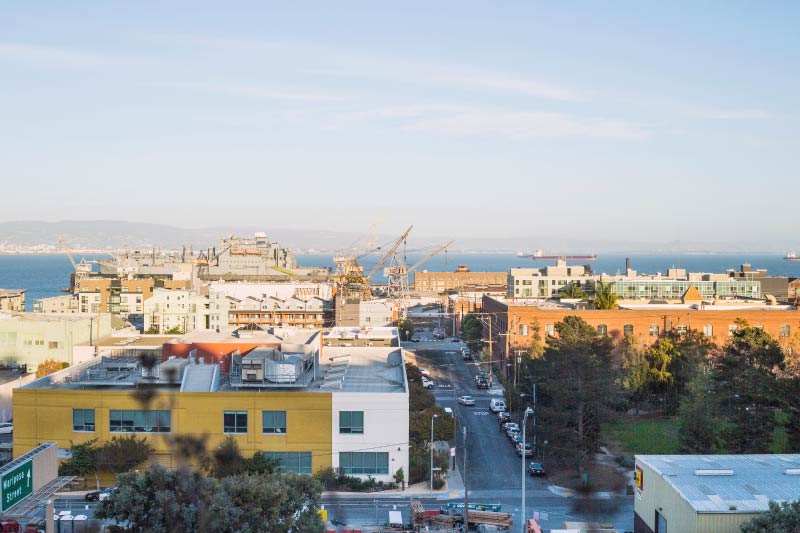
{"left": 526, "top": 316, "right": 618, "bottom": 470}
{"left": 36, "top": 359, "right": 67, "bottom": 378}
{"left": 397, "top": 318, "right": 414, "bottom": 341}
{"left": 678, "top": 373, "right": 727, "bottom": 453}
{"left": 559, "top": 282, "right": 586, "bottom": 299}
{"left": 712, "top": 326, "right": 785, "bottom": 453}
{"left": 741, "top": 501, "right": 800, "bottom": 533}
{"left": 591, "top": 280, "right": 618, "bottom": 310}
{"left": 96, "top": 435, "right": 152, "bottom": 476}
{"left": 58, "top": 439, "right": 99, "bottom": 488}
{"left": 620, "top": 335, "right": 649, "bottom": 412}
{"left": 461, "top": 314, "right": 483, "bottom": 351}
{"left": 97, "top": 463, "right": 325, "bottom": 533}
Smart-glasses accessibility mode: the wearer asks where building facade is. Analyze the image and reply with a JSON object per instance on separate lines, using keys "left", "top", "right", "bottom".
{"left": 13, "top": 328, "right": 409, "bottom": 484}
{"left": 508, "top": 262, "right": 594, "bottom": 299}
{"left": 0, "top": 290, "right": 26, "bottom": 312}
{"left": 482, "top": 295, "right": 800, "bottom": 375}
{"left": 144, "top": 289, "right": 209, "bottom": 334}
{"left": 33, "top": 294, "right": 79, "bottom": 314}
{"left": 414, "top": 267, "right": 506, "bottom": 293}
{"left": 76, "top": 278, "right": 154, "bottom": 316}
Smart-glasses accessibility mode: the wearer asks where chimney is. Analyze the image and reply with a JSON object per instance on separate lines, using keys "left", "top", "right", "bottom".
{"left": 625, "top": 257, "right": 631, "bottom": 272}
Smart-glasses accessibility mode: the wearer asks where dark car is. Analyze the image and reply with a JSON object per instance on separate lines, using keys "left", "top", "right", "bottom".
{"left": 528, "top": 462, "right": 546, "bottom": 476}
{"left": 85, "top": 487, "right": 116, "bottom": 502}
{"left": 476, "top": 379, "right": 489, "bottom": 389}
{"left": 410, "top": 337, "right": 420, "bottom": 342}
{"left": 497, "top": 412, "right": 512, "bottom": 425}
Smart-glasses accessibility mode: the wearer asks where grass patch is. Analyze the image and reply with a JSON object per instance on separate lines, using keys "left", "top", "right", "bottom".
{"left": 602, "top": 418, "right": 680, "bottom": 456}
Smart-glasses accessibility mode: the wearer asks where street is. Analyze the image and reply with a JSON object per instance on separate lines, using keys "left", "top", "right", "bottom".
{"left": 405, "top": 331, "right": 634, "bottom": 531}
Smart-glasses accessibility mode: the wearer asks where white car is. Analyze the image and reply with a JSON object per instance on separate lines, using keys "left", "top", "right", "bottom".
{"left": 421, "top": 377, "right": 434, "bottom": 389}
{"left": 0, "top": 423, "right": 12, "bottom": 434}
{"left": 458, "top": 395, "right": 476, "bottom": 406}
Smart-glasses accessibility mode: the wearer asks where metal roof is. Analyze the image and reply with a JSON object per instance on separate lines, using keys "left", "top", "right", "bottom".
{"left": 638, "top": 454, "right": 800, "bottom": 513}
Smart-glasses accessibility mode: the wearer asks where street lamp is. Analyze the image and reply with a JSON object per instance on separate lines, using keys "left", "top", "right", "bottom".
{"left": 430, "top": 414, "right": 439, "bottom": 496}
{"left": 521, "top": 406, "right": 534, "bottom": 533}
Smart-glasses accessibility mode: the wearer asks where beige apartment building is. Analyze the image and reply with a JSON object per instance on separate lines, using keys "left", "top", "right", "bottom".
{"left": 0, "top": 290, "right": 26, "bottom": 312}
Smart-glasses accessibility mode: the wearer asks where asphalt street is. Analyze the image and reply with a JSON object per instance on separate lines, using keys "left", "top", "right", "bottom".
{"left": 405, "top": 332, "right": 634, "bottom": 532}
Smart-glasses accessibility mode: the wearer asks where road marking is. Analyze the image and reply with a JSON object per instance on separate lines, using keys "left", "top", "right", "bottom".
{"left": 473, "top": 410, "right": 490, "bottom": 416}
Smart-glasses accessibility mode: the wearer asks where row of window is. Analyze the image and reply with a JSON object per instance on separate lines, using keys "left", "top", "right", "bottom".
{"left": 514, "top": 323, "right": 793, "bottom": 338}
{"left": 73, "top": 409, "right": 365, "bottom": 435}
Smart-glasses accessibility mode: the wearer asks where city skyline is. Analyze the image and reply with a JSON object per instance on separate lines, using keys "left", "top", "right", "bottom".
{"left": 2, "top": 2, "right": 798, "bottom": 241}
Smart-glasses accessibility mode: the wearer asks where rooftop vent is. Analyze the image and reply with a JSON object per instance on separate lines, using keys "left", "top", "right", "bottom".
{"left": 695, "top": 469, "right": 734, "bottom": 476}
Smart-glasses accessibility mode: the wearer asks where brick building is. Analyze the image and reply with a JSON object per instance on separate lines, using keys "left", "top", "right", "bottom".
{"left": 482, "top": 295, "right": 800, "bottom": 377}
{"left": 413, "top": 265, "right": 506, "bottom": 293}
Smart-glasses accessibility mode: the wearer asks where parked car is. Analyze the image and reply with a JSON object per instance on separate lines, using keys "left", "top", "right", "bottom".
{"left": 501, "top": 420, "right": 516, "bottom": 432}
{"left": 0, "top": 423, "right": 13, "bottom": 435}
{"left": 419, "top": 368, "right": 431, "bottom": 377}
{"left": 504, "top": 423, "right": 520, "bottom": 438}
{"left": 461, "top": 348, "right": 471, "bottom": 360}
{"left": 528, "top": 462, "right": 546, "bottom": 476}
{"left": 421, "top": 377, "right": 434, "bottom": 389}
{"left": 85, "top": 487, "right": 116, "bottom": 502}
{"left": 497, "top": 412, "right": 512, "bottom": 425}
{"left": 458, "top": 395, "right": 476, "bottom": 406}
{"left": 489, "top": 398, "right": 507, "bottom": 413}
{"left": 410, "top": 337, "right": 420, "bottom": 342}
{"left": 516, "top": 442, "right": 533, "bottom": 457}
{"left": 474, "top": 373, "right": 487, "bottom": 383}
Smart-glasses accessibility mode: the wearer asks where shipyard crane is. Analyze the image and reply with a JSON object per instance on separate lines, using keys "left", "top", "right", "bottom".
{"left": 365, "top": 225, "right": 413, "bottom": 283}
{"left": 386, "top": 239, "right": 454, "bottom": 317}
{"left": 58, "top": 237, "right": 94, "bottom": 290}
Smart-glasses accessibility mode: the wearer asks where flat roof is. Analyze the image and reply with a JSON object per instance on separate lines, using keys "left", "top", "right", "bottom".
{"left": 168, "top": 326, "right": 319, "bottom": 345}
{"left": 0, "top": 312, "right": 95, "bottom": 323}
{"left": 94, "top": 335, "right": 179, "bottom": 348}
{"left": 638, "top": 454, "right": 800, "bottom": 513}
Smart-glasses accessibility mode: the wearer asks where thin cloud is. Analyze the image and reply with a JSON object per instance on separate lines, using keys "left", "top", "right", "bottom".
{"left": 166, "top": 35, "right": 585, "bottom": 102}
{"left": 0, "top": 42, "right": 114, "bottom": 67}
{"left": 153, "top": 81, "right": 350, "bottom": 103}
{"left": 356, "top": 105, "right": 648, "bottom": 141}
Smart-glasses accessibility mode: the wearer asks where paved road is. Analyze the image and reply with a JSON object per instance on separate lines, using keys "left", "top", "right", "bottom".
{"left": 404, "top": 335, "right": 635, "bottom": 532}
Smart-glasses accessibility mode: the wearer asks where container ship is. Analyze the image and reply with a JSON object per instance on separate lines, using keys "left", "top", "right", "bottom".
{"left": 785, "top": 252, "right": 800, "bottom": 262}
{"left": 517, "top": 249, "right": 597, "bottom": 261}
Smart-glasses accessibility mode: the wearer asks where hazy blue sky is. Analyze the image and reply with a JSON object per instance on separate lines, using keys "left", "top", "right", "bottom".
{"left": 2, "top": 2, "right": 798, "bottom": 241}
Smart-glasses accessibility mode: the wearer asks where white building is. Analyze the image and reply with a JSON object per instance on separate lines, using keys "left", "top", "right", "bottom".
{"left": 144, "top": 289, "right": 209, "bottom": 334}
{"left": 508, "top": 261, "right": 595, "bottom": 299}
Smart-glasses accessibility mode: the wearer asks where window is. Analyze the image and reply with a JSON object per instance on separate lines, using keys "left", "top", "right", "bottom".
{"left": 597, "top": 324, "right": 608, "bottom": 336}
{"left": 545, "top": 324, "right": 555, "bottom": 337}
{"left": 519, "top": 324, "right": 529, "bottom": 336}
{"left": 263, "top": 451, "right": 312, "bottom": 474}
{"left": 728, "top": 324, "right": 738, "bottom": 336}
{"left": 623, "top": 324, "right": 634, "bottom": 336}
{"left": 48, "top": 341, "right": 60, "bottom": 350}
{"left": 73, "top": 409, "right": 95, "bottom": 432}
{"left": 262, "top": 411, "right": 287, "bottom": 434}
{"left": 110, "top": 410, "right": 171, "bottom": 433}
{"left": 703, "top": 324, "right": 713, "bottom": 337}
{"left": 339, "top": 452, "right": 389, "bottom": 475}
{"left": 339, "top": 411, "right": 364, "bottom": 434}
{"left": 224, "top": 411, "right": 248, "bottom": 434}
{"left": 649, "top": 324, "right": 659, "bottom": 337}
{"left": 781, "top": 325, "right": 791, "bottom": 338}
{"left": 676, "top": 324, "right": 688, "bottom": 335}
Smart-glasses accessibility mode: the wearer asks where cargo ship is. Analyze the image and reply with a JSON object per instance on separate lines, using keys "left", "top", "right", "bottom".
{"left": 785, "top": 252, "right": 800, "bottom": 262}
{"left": 517, "top": 249, "right": 597, "bottom": 261}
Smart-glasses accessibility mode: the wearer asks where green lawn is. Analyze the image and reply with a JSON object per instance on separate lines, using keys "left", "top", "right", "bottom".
{"left": 602, "top": 418, "right": 681, "bottom": 456}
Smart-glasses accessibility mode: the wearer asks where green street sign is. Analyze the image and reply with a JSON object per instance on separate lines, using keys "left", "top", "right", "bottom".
{"left": 1, "top": 459, "right": 32, "bottom": 511}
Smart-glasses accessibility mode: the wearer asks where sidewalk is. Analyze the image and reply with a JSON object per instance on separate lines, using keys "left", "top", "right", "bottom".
{"left": 322, "top": 464, "right": 465, "bottom": 499}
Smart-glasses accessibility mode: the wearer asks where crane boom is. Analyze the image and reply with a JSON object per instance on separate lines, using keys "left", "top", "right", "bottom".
{"left": 366, "top": 225, "right": 413, "bottom": 282}
{"left": 407, "top": 240, "right": 454, "bottom": 274}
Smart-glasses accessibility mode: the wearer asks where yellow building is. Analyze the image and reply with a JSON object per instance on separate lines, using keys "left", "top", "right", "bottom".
{"left": 13, "top": 327, "right": 409, "bottom": 483}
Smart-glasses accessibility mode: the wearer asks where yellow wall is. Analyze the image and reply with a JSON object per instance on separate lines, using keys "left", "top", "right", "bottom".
{"left": 13, "top": 388, "right": 332, "bottom": 474}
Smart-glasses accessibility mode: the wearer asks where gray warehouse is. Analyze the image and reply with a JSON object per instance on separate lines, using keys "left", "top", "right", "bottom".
{"left": 634, "top": 454, "right": 800, "bottom": 533}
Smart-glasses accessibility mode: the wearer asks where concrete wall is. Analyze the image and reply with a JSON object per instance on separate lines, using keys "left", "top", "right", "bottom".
{"left": 331, "top": 391, "right": 409, "bottom": 482}
{"left": 0, "top": 373, "right": 36, "bottom": 422}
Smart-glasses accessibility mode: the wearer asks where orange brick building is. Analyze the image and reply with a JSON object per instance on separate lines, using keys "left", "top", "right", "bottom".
{"left": 414, "top": 266, "right": 506, "bottom": 293}
{"left": 482, "top": 295, "right": 800, "bottom": 375}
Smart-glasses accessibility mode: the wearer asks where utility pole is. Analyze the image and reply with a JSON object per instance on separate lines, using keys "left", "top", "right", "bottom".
{"left": 430, "top": 414, "right": 438, "bottom": 496}
{"left": 521, "top": 407, "right": 533, "bottom": 533}
{"left": 463, "top": 426, "right": 469, "bottom": 530}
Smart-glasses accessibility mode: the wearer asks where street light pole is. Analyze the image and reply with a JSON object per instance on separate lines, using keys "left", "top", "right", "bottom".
{"left": 521, "top": 406, "right": 533, "bottom": 533}
{"left": 430, "top": 414, "right": 438, "bottom": 496}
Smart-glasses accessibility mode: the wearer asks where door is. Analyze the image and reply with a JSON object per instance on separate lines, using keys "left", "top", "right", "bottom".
{"left": 655, "top": 511, "right": 667, "bottom": 533}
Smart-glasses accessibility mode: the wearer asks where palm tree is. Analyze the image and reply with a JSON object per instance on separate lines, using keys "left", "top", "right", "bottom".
{"left": 592, "top": 280, "right": 618, "bottom": 310}
{"left": 559, "top": 282, "right": 586, "bottom": 299}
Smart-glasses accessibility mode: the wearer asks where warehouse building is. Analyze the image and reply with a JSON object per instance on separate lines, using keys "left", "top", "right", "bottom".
{"left": 634, "top": 454, "right": 800, "bottom": 533}
{"left": 13, "top": 326, "right": 409, "bottom": 484}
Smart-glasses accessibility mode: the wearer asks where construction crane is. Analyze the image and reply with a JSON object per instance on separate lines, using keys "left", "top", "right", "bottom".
{"left": 386, "top": 240, "right": 454, "bottom": 317}
{"left": 58, "top": 237, "right": 94, "bottom": 290}
{"left": 365, "top": 225, "right": 413, "bottom": 282}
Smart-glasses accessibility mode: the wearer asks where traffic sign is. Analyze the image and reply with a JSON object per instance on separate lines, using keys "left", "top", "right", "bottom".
{"left": 1, "top": 459, "right": 32, "bottom": 511}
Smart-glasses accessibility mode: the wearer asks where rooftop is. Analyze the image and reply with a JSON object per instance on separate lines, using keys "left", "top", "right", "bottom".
{"left": 0, "top": 289, "right": 25, "bottom": 296}
{"left": 638, "top": 454, "right": 800, "bottom": 513}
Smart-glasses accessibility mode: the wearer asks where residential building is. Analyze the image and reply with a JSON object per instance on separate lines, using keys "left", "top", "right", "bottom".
{"left": 607, "top": 278, "right": 760, "bottom": 301}
{"left": 414, "top": 266, "right": 506, "bottom": 293}
{"left": 0, "top": 312, "right": 113, "bottom": 372}
{"left": 482, "top": 295, "right": 800, "bottom": 378}
{"left": 13, "top": 327, "right": 409, "bottom": 484}
{"left": 508, "top": 261, "right": 594, "bottom": 299}
{"left": 33, "top": 294, "right": 79, "bottom": 314}
{"left": 76, "top": 277, "right": 154, "bottom": 317}
{"left": 335, "top": 297, "right": 397, "bottom": 328}
{"left": 0, "top": 290, "right": 26, "bottom": 312}
{"left": 144, "top": 289, "right": 208, "bottom": 334}
{"left": 634, "top": 454, "right": 800, "bottom": 533}
{"left": 227, "top": 296, "right": 330, "bottom": 329}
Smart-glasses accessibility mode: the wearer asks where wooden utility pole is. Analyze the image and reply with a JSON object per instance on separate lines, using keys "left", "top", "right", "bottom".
{"left": 463, "top": 426, "right": 469, "bottom": 528}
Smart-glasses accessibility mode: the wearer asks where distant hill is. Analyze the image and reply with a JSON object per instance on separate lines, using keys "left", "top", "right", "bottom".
{"left": 0, "top": 220, "right": 795, "bottom": 253}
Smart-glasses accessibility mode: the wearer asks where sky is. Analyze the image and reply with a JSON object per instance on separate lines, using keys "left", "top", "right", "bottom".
{"left": 1, "top": 2, "right": 799, "bottom": 242}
